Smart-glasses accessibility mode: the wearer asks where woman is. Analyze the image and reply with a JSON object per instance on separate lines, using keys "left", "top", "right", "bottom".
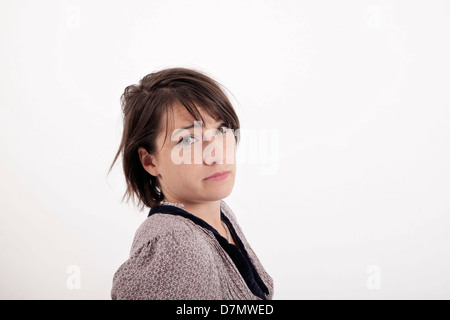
{"left": 110, "top": 68, "right": 273, "bottom": 300}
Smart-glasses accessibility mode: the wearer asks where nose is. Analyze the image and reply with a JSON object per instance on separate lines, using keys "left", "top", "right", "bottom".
{"left": 202, "top": 133, "right": 224, "bottom": 165}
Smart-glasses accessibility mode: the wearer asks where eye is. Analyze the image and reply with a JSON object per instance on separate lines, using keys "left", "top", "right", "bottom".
{"left": 177, "top": 135, "right": 198, "bottom": 145}
{"left": 217, "top": 125, "right": 230, "bottom": 134}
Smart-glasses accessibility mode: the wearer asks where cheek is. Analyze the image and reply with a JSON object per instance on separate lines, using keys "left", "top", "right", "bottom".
{"left": 169, "top": 143, "right": 199, "bottom": 165}
{"left": 158, "top": 149, "right": 182, "bottom": 177}
{"left": 166, "top": 157, "right": 202, "bottom": 181}
{"left": 223, "top": 133, "right": 237, "bottom": 161}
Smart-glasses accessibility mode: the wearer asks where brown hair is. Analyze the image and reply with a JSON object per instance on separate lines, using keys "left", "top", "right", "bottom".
{"left": 110, "top": 67, "right": 240, "bottom": 210}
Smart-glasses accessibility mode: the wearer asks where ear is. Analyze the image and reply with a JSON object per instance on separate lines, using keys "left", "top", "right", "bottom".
{"left": 138, "top": 147, "right": 159, "bottom": 177}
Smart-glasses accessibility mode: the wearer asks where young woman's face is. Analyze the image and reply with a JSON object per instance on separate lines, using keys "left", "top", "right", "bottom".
{"left": 142, "top": 101, "right": 237, "bottom": 205}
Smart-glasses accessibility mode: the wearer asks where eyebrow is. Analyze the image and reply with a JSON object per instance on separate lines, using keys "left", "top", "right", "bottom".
{"left": 172, "top": 124, "right": 197, "bottom": 138}
{"left": 173, "top": 121, "right": 227, "bottom": 136}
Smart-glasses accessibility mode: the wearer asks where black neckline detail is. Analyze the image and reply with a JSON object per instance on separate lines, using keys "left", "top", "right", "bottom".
{"left": 148, "top": 204, "right": 269, "bottom": 300}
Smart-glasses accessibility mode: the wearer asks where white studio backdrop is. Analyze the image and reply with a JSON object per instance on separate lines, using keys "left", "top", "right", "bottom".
{"left": 1, "top": 0, "right": 449, "bottom": 299}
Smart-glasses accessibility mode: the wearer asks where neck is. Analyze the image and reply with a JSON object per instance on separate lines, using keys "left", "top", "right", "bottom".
{"left": 164, "top": 198, "right": 222, "bottom": 230}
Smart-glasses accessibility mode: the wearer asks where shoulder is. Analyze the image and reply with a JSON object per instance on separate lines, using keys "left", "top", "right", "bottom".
{"left": 112, "top": 213, "right": 221, "bottom": 300}
{"left": 130, "top": 213, "right": 199, "bottom": 254}
{"left": 128, "top": 212, "right": 220, "bottom": 273}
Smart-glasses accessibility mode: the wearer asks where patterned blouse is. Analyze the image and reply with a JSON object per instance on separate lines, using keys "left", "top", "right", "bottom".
{"left": 111, "top": 200, "right": 274, "bottom": 300}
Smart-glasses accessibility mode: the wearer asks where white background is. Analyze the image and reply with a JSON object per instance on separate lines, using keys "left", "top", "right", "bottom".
{"left": 1, "top": 0, "right": 449, "bottom": 299}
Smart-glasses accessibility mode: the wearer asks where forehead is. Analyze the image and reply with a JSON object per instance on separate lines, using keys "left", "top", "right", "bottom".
{"left": 167, "top": 101, "right": 218, "bottom": 130}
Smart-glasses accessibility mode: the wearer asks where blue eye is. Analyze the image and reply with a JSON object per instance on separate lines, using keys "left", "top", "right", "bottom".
{"left": 178, "top": 135, "right": 198, "bottom": 145}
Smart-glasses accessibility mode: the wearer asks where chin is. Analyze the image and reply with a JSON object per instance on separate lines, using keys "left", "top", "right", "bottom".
{"left": 203, "top": 184, "right": 234, "bottom": 201}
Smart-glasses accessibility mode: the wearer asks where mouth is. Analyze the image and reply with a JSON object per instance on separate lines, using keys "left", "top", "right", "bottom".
{"left": 204, "top": 170, "right": 231, "bottom": 181}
